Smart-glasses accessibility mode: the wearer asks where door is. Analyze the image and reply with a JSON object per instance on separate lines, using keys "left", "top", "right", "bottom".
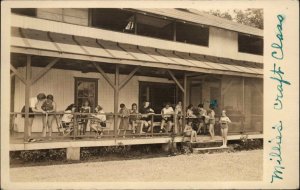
{"left": 139, "top": 82, "right": 177, "bottom": 114}
{"left": 74, "top": 77, "right": 98, "bottom": 111}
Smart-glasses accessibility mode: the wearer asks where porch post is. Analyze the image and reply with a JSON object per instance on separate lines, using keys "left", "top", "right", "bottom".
{"left": 183, "top": 73, "right": 187, "bottom": 127}
{"left": 114, "top": 65, "right": 120, "bottom": 139}
{"left": 24, "top": 55, "right": 32, "bottom": 141}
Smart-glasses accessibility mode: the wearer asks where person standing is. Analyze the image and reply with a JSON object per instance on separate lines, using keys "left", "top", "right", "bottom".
{"left": 41, "top": 94, "right": 56, "bottom": 139}
{"left": 129, "top": 103, "right": 140, "bottom": 134}
{"left": 207, "top": 104, "right": 216, "bottom": 140}
{"left": 79, "top": 100, "right": 91, "bottom": 135}
{"left": 219, "top": 110, "right": 231, "bottom": 147}
{"left": 118, "top": 103, "right": 130, "bottom": 137}
{"left": 197, "top": 103, "right": 207, "bottom": 135}
{"left": 22, "top": 93, "right": 46, "bottom": 142}
{"left": 175, "top": 101, "right": 183, "bottom": 133}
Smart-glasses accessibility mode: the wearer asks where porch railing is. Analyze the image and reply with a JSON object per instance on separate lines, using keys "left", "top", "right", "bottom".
{"left": 10, "top": 112, "right": 263, "bottom": 143}
{"left": 9, "top": 112, "right": 185, "bottom": 142}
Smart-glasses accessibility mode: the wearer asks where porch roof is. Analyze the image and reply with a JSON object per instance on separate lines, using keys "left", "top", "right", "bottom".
{"left": 11, "top": 27, "right": 263, "bottom": 78}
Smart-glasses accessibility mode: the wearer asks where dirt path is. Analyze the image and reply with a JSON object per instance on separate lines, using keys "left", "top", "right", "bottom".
{"left": 10, "top": 150, "right": 262, "bottom": 182}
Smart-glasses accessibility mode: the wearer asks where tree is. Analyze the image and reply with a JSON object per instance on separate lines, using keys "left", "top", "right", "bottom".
{"left": 206, "top": 9, "right": 263, "bottom": 29}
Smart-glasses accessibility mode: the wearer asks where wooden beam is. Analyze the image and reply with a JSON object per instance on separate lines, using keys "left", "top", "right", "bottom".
{"left": 24, "top": 55, "right": 32, "bottom": 141}
{"left": 10, "top": 72, "right": 16, "bottom": 79}
{"left": 119, "top": 66, "right": 140, "bottom": 90}
{"left": 114, "top": 65, "right": 120, "bottom": 139}
{"left": 92, "top": 62, "right": 116, "bottom": 90}
{"left": 10, "top": 65, "right": 26, "bottom": 84}
{"left": 167, "top": 70, "right": 184, "bottom": 92}
{"left": 30, "top": 58, "right": 59, "bottom": 85}
{"left": 249, "top": 79, "right": 263, "bottom": 97}
{"left": 222, "top": 78, "right": 235, "bottom": 95}
{"left": 173, "top": 22, "right": 177, "bottom": 41}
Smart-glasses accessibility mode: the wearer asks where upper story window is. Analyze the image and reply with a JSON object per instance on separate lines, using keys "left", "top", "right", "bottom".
{"left": 238, "top": 34, "right": 263, "bottom": 55}
{"left": 136, "top": 14, "right": 173, "bottom": 41}
{"left": 176, "top": 22, "right": 209, "bottom": 46}
{"left": 11, "top": 8, "right": 36, "bottom": 17}
{"left": 91, "top": 9, "right": 135, "bottom": 33}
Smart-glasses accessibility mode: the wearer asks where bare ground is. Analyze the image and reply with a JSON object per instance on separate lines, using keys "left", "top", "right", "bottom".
{"left": 10, "top": 149, "right": 262, "bottom": 182}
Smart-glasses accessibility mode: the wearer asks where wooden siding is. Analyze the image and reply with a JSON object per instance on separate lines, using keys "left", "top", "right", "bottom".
{"left": 13, "top": 67, "right": 174, "bottom": 132}
{"left": 37, "top": 8, "right": 88, "bottom": 26}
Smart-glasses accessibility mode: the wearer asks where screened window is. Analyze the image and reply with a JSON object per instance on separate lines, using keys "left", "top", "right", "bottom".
{"left": 91, "top": 9, "right": 135, "bottom": 34}
{"left": 136, "top": 14, "right": 173, "bottom": 40}
{"left": 238, "top": 34, "right": 263, "bottom": 55}
{"left": 11, "top": 8, "right": 36, "bottom": 17}
{"left": 74, "top": 77, "right": 98, "bottom": 111}
{"left": 176, "top": 22, "right": 209, "bottom": 46}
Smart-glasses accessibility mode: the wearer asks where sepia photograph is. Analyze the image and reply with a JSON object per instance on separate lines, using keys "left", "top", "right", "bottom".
{"left": 1, "top": 1, "right": 299, "bottom": 189}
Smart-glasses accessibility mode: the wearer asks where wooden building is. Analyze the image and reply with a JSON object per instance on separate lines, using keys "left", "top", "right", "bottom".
{"left": 10, "top": 8, "right": 263, "bottom": 154}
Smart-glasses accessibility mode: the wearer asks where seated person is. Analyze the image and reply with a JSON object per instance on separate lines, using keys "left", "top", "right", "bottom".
{"left": 61, "top": 104, "right": 77, "bottom": 135}
{"left": 186, "top": 104, "right": 197, "bottom": 118}
{"left": 160, "top": 103, "right": 174, "bottom": 133}
{"left": 140, "top": 101, "right": 155, "bottom": 133}
{"left": 183, "top": 120, "right": 198, "bottom": 142}
{"left": 129, "top": 103, "right": 141, "bottom": 134}
{"left": 90, "top": 105, "right": 107, "bottom": 137}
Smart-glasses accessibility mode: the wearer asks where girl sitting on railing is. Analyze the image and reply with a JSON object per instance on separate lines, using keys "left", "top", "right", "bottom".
{"left": 160, "top": 102, "right": 174, "bottom": 133}
{"left": 90, "top": 105, "right": 107, "bottom": 138}
{"left": 140, "top": 101, "right": 155, "bottom": 133}
{"left": 61, "top": 104, "right": 77, "bottom": 135}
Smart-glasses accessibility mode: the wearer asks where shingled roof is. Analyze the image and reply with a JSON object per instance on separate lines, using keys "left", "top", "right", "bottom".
{"left": 131, "top": 8, "right": 263, "bottom": 37}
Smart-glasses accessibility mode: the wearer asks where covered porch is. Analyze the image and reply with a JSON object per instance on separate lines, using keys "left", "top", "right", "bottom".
{"left": 9, "top": 21, "right": 263, "bottom": 152}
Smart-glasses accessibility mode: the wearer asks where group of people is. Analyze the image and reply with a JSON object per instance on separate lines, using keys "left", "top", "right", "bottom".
{"left": 21, "top": 93, "right": 56, "bottom": 142}
{"left": 183, "top": 103, "right": 231, "bottom": 147}
{"left": 21, "top": 94, "right": 231, "bottom": 146}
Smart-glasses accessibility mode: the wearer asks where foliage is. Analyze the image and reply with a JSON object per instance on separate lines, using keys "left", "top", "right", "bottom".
{"left": 13, "top": 149, "right": 66, "bottom": 162}
{"left": 206, "top": 9, "right": 263, "bottom": 29}
{"left": 234, "top": 135, "right": 263, "bottom": 151}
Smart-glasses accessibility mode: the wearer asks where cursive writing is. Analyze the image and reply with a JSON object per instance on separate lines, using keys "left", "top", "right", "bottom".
{"left": 270, "top": 63, "right": 291, "bottom": 110}
{"left": 268, "top": 121, "right": 284, "bottom": 183}
{"left": 271, "top": 15, "right": 285, "bottom": 60}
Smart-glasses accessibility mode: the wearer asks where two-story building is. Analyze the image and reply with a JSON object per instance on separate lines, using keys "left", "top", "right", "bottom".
{"left": 10, "top": 8, "right": 263, "bottom": 146}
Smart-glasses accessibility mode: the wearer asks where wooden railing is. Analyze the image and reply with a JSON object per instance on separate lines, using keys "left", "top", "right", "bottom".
{"left": 10, "top": 112, "right": 263, "bottom": 142}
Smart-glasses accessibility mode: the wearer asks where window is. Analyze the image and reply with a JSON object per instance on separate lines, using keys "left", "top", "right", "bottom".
{"left": 91, "top": 9, "right": 135, "bottom": 33}
{"left": 238, "top": 34, "right": 263, "bottom": 55}
{"left": 11, "top": 8, "right": 36, "bottom": 17}
{"left": 176, "top": 22, "right": 209, "bottom": 46}
{"left": 74, "top": 77, "right": 98, "bottom": 111}
{"left": 136, "top": 14, "right": 173, "bottom": 40}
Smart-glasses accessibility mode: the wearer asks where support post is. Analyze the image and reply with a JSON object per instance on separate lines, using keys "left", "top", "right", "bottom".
{"left": 66, "top": 147, "right": 80, "bottom": 161}
{"left": 114, "top": 65, "right": 119, "bottom": 140}
{"left": 24, "top": 55, "right": 31, "bottom": 141}
{"left": 183, "top": 73, "right": 187, "bottom": 128}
